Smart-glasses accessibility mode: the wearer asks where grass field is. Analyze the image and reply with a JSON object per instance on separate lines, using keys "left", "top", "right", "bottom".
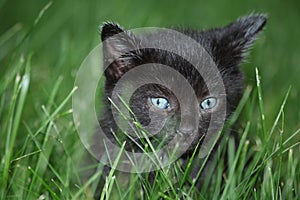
{"left": 0, "top": 0, "right": 299, "bottom": 199}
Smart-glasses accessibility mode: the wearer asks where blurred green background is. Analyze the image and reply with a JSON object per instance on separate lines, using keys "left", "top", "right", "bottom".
{"left": 1, "top": 0, "right": 299, "bottom": 141}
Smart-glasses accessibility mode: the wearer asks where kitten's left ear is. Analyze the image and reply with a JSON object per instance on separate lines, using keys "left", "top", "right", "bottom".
{"left": 213, "top": 14, "right": 267, "bottom": 66}
{"left": 100, "top": 22, "right": 141, "bottom": 82}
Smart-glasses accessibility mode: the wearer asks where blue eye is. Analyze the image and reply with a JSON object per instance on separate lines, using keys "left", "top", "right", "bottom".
{"left": 200, "top": 97, "right": 217, "bottom": 110}
{"left": 150, "top": 97, "right": 170, "bottom": 110}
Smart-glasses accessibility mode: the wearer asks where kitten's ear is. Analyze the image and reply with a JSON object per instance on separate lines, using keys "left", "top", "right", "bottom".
{"left": 213, "top": 14, "right": 267, "bottom": 66}
{"left": 100, "top": 22, "right": 141, "bottom": 82}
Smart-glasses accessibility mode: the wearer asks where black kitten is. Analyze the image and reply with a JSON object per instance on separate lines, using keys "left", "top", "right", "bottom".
{"left": 97, "top": 14, "right": 266, "bottom": 192}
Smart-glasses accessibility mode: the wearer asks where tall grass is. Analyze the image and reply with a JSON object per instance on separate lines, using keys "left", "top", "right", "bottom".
{"left": 0, "top": 1, "right": 299, "bottom": 199}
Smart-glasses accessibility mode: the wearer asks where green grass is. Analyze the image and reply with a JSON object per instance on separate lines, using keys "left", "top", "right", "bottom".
{"left": 1, "top": 0, "right": 300, "bottom": 199}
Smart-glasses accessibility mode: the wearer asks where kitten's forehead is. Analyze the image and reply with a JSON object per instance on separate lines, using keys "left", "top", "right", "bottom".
{"left": 138, "top": 30, "right": 210, "bottom": 59}
{"left": 136, "top": 31, "right": 211, "bottom": 98}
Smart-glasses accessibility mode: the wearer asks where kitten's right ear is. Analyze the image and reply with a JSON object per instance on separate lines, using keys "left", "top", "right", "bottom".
{"left": 100, "top": 22, "right": 141, "bottom": 82}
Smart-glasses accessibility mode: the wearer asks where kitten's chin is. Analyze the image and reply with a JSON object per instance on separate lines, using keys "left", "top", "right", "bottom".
{"left": 163, "top": 133, "right": 203, "bottom": 157}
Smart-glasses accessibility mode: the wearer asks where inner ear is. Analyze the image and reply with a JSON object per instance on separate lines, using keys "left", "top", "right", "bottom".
{"left": 101, "top": 23, "right": 141, "bottom": 82}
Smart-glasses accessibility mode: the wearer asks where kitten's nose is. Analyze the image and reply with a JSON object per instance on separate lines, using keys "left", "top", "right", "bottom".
{"left": 177, "top": 113, "right": 197, "bottom": 135}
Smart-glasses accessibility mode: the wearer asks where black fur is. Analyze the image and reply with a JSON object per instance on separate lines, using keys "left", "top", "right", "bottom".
{"left": 97, "top": 14, "right": 266, "bottom": 195}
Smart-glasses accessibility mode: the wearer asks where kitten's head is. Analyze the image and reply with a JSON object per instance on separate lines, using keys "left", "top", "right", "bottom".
{"left": 100, "top": 15, "right": 266, "bottom": 154}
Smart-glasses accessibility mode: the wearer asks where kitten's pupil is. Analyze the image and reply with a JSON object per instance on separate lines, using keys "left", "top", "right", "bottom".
{"left": 156, "top": 99, "right": 160, "bottom": 105}
{"left": 207, "top": 99, "right": 211, "bottom": 106}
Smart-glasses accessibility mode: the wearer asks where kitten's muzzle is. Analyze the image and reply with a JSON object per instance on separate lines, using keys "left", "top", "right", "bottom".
{"left": 176, "top": 114, "right": 197, "bottom": 136}
{"left": 176, "top": 126, "right": 195, "bottom": 136}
